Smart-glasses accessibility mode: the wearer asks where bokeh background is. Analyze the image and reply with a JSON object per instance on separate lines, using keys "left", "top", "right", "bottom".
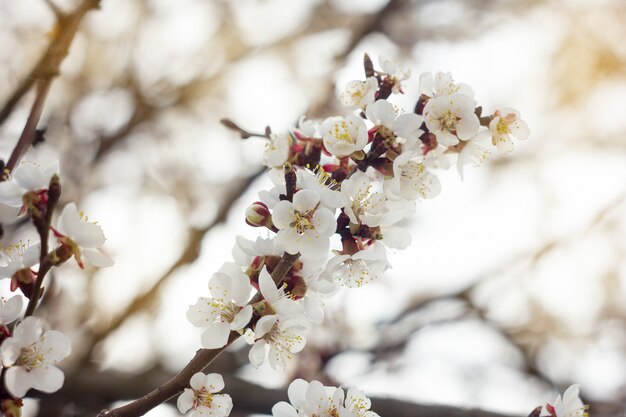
{"left": 0, "top": 0, "right": 625, "bottom": 416}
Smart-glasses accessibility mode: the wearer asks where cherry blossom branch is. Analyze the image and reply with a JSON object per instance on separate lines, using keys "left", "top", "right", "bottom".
{"left": 24, "top": 175, "right": 61, "bottom": 317}
{"left": 96, "top": 252, "right": 300, "bottom": 417}
{"left": 0, "top": 0, "right": 100, "bottom": 128}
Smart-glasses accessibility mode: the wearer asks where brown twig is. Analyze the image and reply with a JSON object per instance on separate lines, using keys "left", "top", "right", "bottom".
{"left": 96, "top": 252, "right": 299, "bottom": 417}
{"left": 24, "top": 175, "right": 61, "bottom": 317}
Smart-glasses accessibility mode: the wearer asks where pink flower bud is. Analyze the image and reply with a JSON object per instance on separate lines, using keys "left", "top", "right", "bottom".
{"left": 245, "top": 201, "right": 272, "bottom": 228}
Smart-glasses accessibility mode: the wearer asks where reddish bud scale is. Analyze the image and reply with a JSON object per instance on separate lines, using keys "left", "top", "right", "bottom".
{"left": 414, "top": 94, "right": 429, "bottom": 115}
{"left": 1, "top": 399, "right": 23, "bottom": 417}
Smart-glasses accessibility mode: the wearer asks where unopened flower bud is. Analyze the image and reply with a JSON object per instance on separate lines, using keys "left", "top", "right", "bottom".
{"left": 245, "top": 202, "right": 273, "bottom": 229}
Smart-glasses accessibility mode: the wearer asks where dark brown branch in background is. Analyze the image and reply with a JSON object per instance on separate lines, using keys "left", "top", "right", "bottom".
{"left": 0, "top": 0, "right": 100, "bottom": 127}
{"left": 96, "top": 252, "right": 300, "bottom": 417}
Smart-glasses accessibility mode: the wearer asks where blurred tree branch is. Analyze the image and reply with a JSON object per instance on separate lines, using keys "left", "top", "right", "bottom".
{"left": 0, "top": 0, "right": 100, "bottom": 126}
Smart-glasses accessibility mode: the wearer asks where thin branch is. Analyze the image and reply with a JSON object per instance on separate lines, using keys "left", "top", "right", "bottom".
{"left": 96, "top": 252, "right": 300, "bottom": 417}
{"left": 24, "top": 175, "right": 61, "bottom": 317}
{"left": 3, "top": 80, "right": 51, "bottom": 175}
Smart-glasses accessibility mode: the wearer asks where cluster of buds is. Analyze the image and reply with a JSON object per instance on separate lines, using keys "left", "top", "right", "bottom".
{"left": 190, "top": 53, "right": 531, "bottom": 374}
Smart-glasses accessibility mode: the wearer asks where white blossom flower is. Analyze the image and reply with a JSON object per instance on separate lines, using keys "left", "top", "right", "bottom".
{"left": 1, "top": 316, "right": 71, "bottom": 398}
{"left": 364, "top": 99, "right": 423, "bottom": 143}
{"left": 232, "top": 235, "right": 280, "bottom": 268}
{"left": 248, "top": 315, "right": 307, "bottom": 370}
{"left": 177, "top": 372, "right": 233, "bottom": 417}
{"left": 343, "top": 387, "right": 380, "bottom": 417}
{"left": 385, "top": 150, "right": 441, "bottom": 201}
{"left": 340, "top": 77, "right": 378, "bottom": 110}
{"left": 321, "top": 114, "right": 368, "bottom": 158}
{"left": 424, "top": 94, "right": 480, "bottom": 147}
{"left": 379, "top": 55, "right": 411, "bottom": 94}
{"left": 0, "top": 160, "right": 59, "bottom": 208}
{"left": 55, "top": 202, "right": 114, "bottom": 268}
{"left": 457, "top": 130, "right": 492, "bottom": 179}
{"left": 324, "top": 242, "right": 390, "bottom": 288}
{"left": 187, "top": 265, "right": 253, "bottom": 349}
{"left": 488, "top": 107, "right": 530, "bottom": 153}
{"left": 272, "top": 379, "right": 345, "bottom": 417}
{"left": 419, "top": 71, "right": 474, "bottom": 99}
{"left": 540, "top": 385, "right": 588, "bottom": 417}
{"left": 0, "top": 241, "right": 40, "bottom": 282}
{"left": 341, "top": 170, "right": 407, "bottom": 227}
{"left": 296, "top": 166, "right": 345, "bottom": 209}
{"left": 272, "top": 190, "right": 336, "bottom": 258}
{"left": 0, "top": 296, "right": 23, "bottom": 326}
{"left": 263, "top": 133, "right": 292, "bottom": 168}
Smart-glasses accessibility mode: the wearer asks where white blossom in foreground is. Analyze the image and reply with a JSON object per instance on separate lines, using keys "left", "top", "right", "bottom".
{"left": 324, "top": 242, "right": 390, "bottom": 288}
{"left": 489, "top": 108, "right": 530, "bottom": 153}
{"left": 187, "top": 265, "right": 253, "bottom": 349}
{"left": 248, "top": 315, "right": 306, "bottom": 370}
{"left": 385, "top": 150, "right": 441, "bottom": 201}
{"left": 272, "top": 379, "right": 380, "bottom": 417}
{"left": 321, "top": 114, "right": 368, "bottom": 158}
{"left": 1, "top": 316, "right": 71, "bottom": 397}
{"left": 177, "top": 372, "right": 233, "bottom": 417}
{"left": 55, "top": 202, "right": 114, "bottom": 268}
{"left": 0, "top": 296, "right": 23, "bottom": 326}
{"left": 296, "top": 167, "right": 344, "bottom": 209}
{"left": 0, "top": 160, "right": 59, "bottom": 208}
{"left": 272, "top": 190, "right": 336, "bottom": 258}
{"left": 272, "top": 379, "right": 344, "bottom": 417}
{"left": 263, "top": 133, "right": 292, "bottom": 168}
{"left": 424, "top": 94, "right": 480, "bottom": 146}
{"left": 540, "top": 385, "right": 588, "bottom": 417}
{"left": 340, "top": 77, "right": 377, "bottom": 110}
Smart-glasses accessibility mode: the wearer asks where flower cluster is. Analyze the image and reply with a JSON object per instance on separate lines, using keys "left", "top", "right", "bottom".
{"left": 272, "top": 379, "right": 379, "bottom": 417}
{"left": 0, "top": 160, "right": 114, "bottom": 410}
{"left": 191, "top": 54, "right": 530, "bottom": 372}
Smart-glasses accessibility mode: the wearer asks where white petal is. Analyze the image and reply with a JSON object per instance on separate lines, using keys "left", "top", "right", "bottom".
{"left": 272, "top": 201, "right": 295, "bottom": 230}
{"left": 248, "top": 340, "right": 267, "bottom": 368}
{"left": 13, "top": 163, "right": 46, "bottom": 190}
{"left": 287, "top": 379, "right": 309, "bottom": 409}
{"left": 200, "top": 322, "right": 231, "bottom": 349}
{"left": 13, "top": 316, "right": 43, "bottom": 346}
{"left": 38, "top": 330, "right": 71, "bottom": 363}
{"left": 254, "top": 315, "right": 277, "bottom": 338}
{"left": 313, "top": 208, "right": 336, "bottom": 237}
{"left": 292, "top": 189, "right": 320, "bottom": 213}
{"left": 203, "top": 373, "right": 225, "bottom": 393}
{"left": 259, "top": 267, "right": 279, "bottom": 303}
{"left": 177, "top": 388, "right": 195, "bottom": 413}
{"left": 190, "top": 372, "right": 208, "bottom": 390}
{"left": 4, "top": 366, "right": 32, "bottom": 397}
{"left": 383, "top": 227, "right": 412, "bottom": 250}
{"left": 211, "top": 394, "right": 233, "bottom": 415}
{"left": 229, "top": 272, "right": 252, "bottom": 306}
{"left": 230, "top": 305, "right": 253, "bottom": 330}
{"left": 272, "top": 402, "right": 298, "bottom": 417}
{"left": 82, "top": 249, "right": 114, "bottom": 267}
{"left": 30, "top": 365, "right": 64, "bottom": 393}
{"left": 0, "top": 296, "right": 23, "bottom": 324}
{"left": 0, "top": 181, "right": 24, "bottom": 207}
{"left": 456, "top": 114, "right": 480, "bottom": 140}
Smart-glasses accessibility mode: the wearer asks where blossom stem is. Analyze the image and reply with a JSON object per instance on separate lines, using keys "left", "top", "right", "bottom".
{"left": 96, "top": 252, "right": 300, "bottom": 417}
{"left": 24, "top": 175, "right": 61, "bottom": 317}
